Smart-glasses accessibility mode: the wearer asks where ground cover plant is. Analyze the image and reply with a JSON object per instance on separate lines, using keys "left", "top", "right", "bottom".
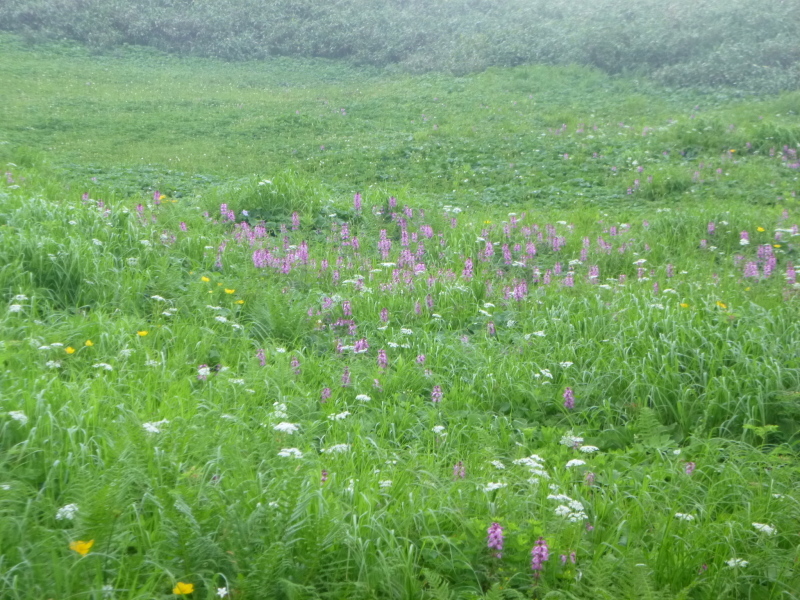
{"left": 1, "top": 35, "right": 800, "bottom": 600}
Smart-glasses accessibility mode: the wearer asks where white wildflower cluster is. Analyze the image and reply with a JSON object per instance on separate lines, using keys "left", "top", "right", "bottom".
{"left": 92, "top": 363, "right": 113, "bottom": 371}
{"left": 432, "top": 425, "right": 446, "bottom": 435}
{"left": 548, "top": 493, "right": 588, "bottom": 522}
{"left": 273, "top": 422, "right": 300, "bottom": 434}
{"left": 56, "top": 503, "right": 79, "bottom": 521}
{"left": 9, "top": 411, "right": 28, "bottom": 425}
{"left": 579, "top": 445, "right": 599, "bottom": 453}
{"left": 565, "top": 459, "right": 586, "bottom": 468}
{"left": 726, "top": 558, "right": 748, "bottom": 568}
{"left": 752, "top": 522, "right": 776, "bottom": 536}
{"left": 277, "top": 448, "right": 303, "bottom": 459}
{"left": 271, "top": 402, "right": 288, "bottom": 420}
{"left": 559, "top": 431, "right": 584, "bottom": 448}
{"left": 142, "top": 419, "right": 169, "bottom": 433}
{"left": 379, "top": 480, "right": 393, "bottom": 489}
{"left": 322, "top": 443, "right": 351, "bottom": 454}
{"left": 674, "top": 513, "right": 695, "bottom": 522}
{"left": 512, "top": 454, "right": 550, "bottom": 483}
{"left": 490, "top": 460, "right": 506, "bottom": 470}
{"left": 328, "top": 411, "right": 351, "bottom": 421}
{"left": 482, "top": 482, "right": 507, "bottom": 492}
{"left": 355, "top": 394, "right": 371, "bottom": 402}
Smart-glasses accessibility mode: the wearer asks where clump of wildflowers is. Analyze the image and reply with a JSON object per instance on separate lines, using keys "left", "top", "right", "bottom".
{"left": 487, "top": 522, "right": 504, "bottom": 558}
{"left": 563, "top": 387, "right": 575, "bottom": 409}
{"left": 531, "top": 538, "right": 550, "bottom": 577}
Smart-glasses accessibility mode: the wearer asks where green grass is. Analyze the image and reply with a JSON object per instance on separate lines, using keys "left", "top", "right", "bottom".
{"left": 1, "top": 35, "right": 800, "bottom": 600}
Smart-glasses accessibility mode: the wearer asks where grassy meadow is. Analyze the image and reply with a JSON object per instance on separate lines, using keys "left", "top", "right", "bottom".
{"left": 1, "top": 33, "right": 800, "bottom": 599}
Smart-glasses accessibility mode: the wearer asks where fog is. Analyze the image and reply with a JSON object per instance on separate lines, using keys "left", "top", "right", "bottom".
{"left": 2, "top": 0, "right": 799, "bottom": 90}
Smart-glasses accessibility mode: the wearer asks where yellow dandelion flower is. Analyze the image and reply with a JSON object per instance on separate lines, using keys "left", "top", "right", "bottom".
{"left": 729, "top": 149, "right": 736, "bottom": 153}
{"left": 173, "top": 582, "right": 194, "bottom": 595}
{"left": 65, "top": 346, "right": 76, "bottom": 354}
{"left": 680, "top": 303, "right": 689, "bottom": 308}
{"left": 159, "top": 194, "right": 167, "bottom": 201}
{"left": 773, "top": 244, "right": 781, "bottom": 248}
{"left": 224, "top": 289, "right": 235, "bottom": 294}
{"left": 85, "top": 340, "right": 93, "bottom": 347}
{"left": 137, "top": 331, "right": 148, "bottom": 337}
{"left": 69, "top": 540, "right": 94, "bottom": 556}
{"left": 757, "top": 227, "right": 765, "bottom": 232}
{"left": 483, "top": 220, "right": 492, "bottom": 224}
{"left": 716, "top": 301, "right": 727, "bottom": 309}
{"left": 236, "top": 300, "right": 245, "bottom": 305}
{"left": 201, "top": 276, "right": 210, "bottom": 282}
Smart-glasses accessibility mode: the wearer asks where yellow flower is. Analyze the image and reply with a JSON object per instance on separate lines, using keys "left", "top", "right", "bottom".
{"left": 483, "top": 220, "right": 492, "bottom": 224}
{"left": 680, "top": 303, "right": 689, "bottom": 308}
{"left": 729, "top": 149, "right": 736, "bottom": 153}
{"left": 757, "top": 227, "right": 765, "bottom": 232}
{"left": 745, "top": 287, "right": 751, "bottom": 291}
{"left": 159, "top": 194, "right": 167, "bottom": 201}
{"left": 65, "top": 346, "right": 76, "bottom": 355}
{"left": 201, "top": 276, "right": 210, "bottom": 282}
{"left": 217, "top": 283, "right": 222, "bottom": 287}
{"left": 137, "top": 331, "right": 148, "bottom": 337}
{"left": 85, "top": 340, "right": 94, "bottom": 347}
{"left": 236, "top": 300, "right": 245, "bottom": 305}
{"left": 69, "top": 540, "right": 94, "bottom": 556}
{"left": 173, "top": 582, "right": 194, "bottom": 595}
{"left": 773, "top": 244, "right": 781, "bottom": 248}
{"left": 225, "top": 289, "right": 236, "bottom": 295}
{"left": 716, "top": 301, "right": 727, "bottom": 309}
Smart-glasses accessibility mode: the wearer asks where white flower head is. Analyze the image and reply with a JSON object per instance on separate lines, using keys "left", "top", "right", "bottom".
{"left": 322, "top": 443, "right": 351, "bottom": 454}
{"left": 752, "top": 522, "right": 776, "bottom": 536}
{"left": 142, "top": 419, "right": 169, "bottom": 433}
{"left": 9, "top": 411, "right": 28, "bottom": 425}
{"left": 560, "top": 431, "right": 584, "bottom": 448}
{"left": 726, "top": 558, "right": 749, "bottom": 568}
{"left": 277, "top": 448, "right": 303, "bottom": 459}
{"left": 13, "top": 294, "right": 28, "bottom": 301}
{"left": 92, "top": 363, "right": 113, "bottom": 371}
{"left": 566, "top": 459, "right": 587, "bottom": 468}
{"left": 56, "top": 503, "right": 79, "bottom": 521}
{"left": 674, "top": 513, "right": 695, "bottom": 522}
{"left": 490, "top": 460, "right": 506, "bottom": 470}
{"left": 482, "top": 482, "right": 507, "bottom": 492}
{"left": 579, "top": 445, "right": 599, "bottom": 454}
{"left": 8, "top": 304, "right": 23, "bottom": 313}
{"left": 559, "top": 361, "right": 574, "bottom": 368}
{"left": 273, "top": 422, "right": 300, "bottom": 434}
{"left": 432, "top": 425, "right": 446, "bottom": 435}
{"left": 328, "top": 411, "right": 351, "bottom": 421}
{"left": 217, "top": 588, "right": 228, "bottom": 598}
{"left": 379, "top": 480, "right": 393, "bottom": 488}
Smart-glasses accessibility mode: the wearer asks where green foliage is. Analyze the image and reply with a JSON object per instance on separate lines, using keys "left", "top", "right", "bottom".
{"left": 1, "top": 40, "right": 800, "bottom": 600}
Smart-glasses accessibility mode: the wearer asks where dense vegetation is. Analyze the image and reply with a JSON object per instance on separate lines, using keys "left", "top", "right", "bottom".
{"left": 1, "top": 35, "right": 800, "bottom": 600}
{"left": 2, "top": 0, "right": 800, "bottom": 91}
